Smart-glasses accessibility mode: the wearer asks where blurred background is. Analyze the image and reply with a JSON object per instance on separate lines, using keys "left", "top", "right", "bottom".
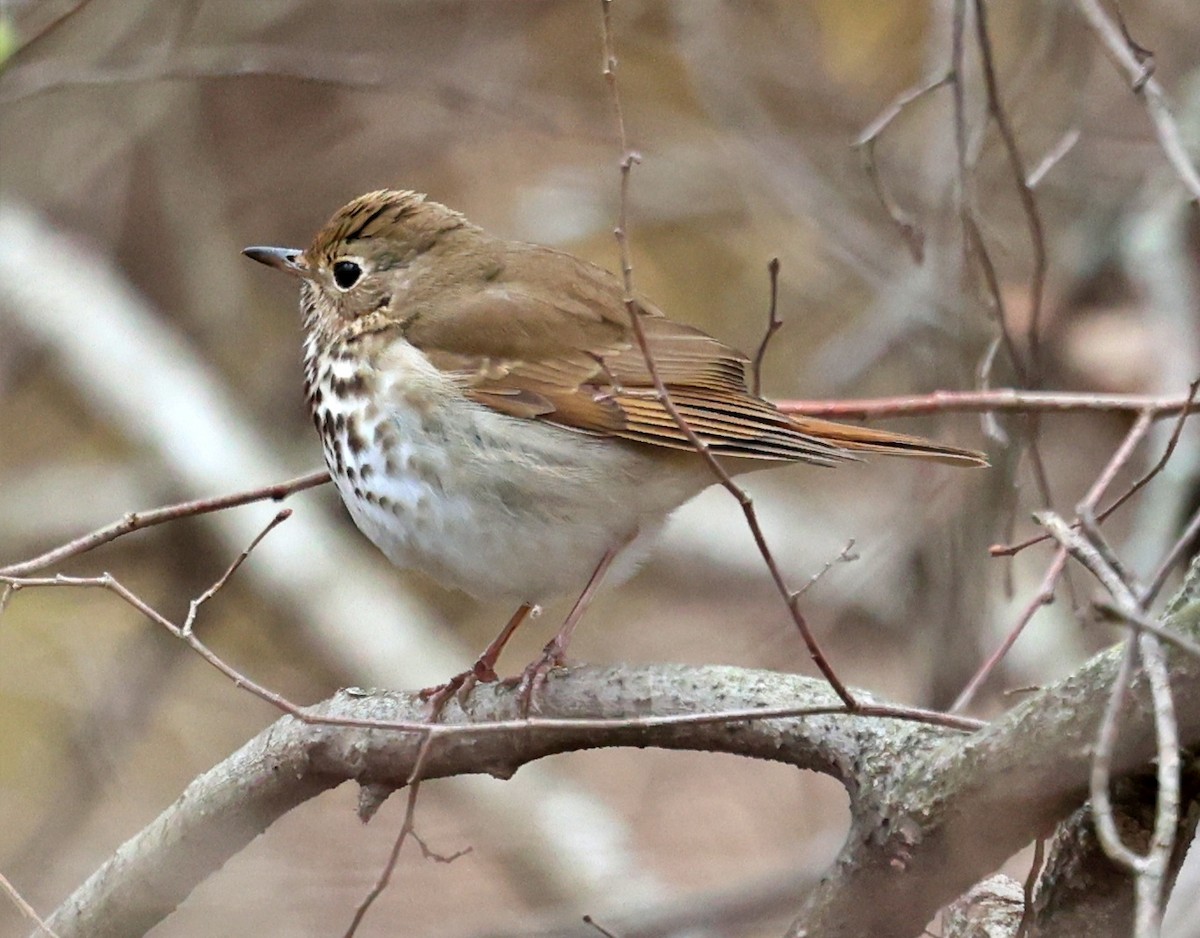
{"left": 2, "top": 1, "right": 1200, "bottom": 935}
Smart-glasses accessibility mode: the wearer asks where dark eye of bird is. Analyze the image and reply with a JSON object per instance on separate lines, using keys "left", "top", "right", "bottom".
{"left": 332, "top": 259, "right": 362, "bottom": 290}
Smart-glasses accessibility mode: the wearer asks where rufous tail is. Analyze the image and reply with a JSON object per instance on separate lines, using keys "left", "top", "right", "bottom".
{"left": 787, "top": 415, "right": 989, "bottom": 467}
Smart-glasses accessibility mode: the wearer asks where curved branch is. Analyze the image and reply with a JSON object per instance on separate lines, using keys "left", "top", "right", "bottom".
{"left": 43, "top": 585, "right": 1200, "bottom": 938}
{"left": 43, "top": 666, "right": 900, "bottom": 938}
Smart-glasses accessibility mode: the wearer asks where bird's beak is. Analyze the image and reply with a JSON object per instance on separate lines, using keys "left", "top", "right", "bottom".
{"left": 242, "top": 245, "right": 311, "bottom": 279}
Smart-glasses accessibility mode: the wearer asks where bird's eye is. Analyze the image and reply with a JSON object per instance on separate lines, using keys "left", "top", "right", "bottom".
{"left": 332, "top": 259, "right": 363, "bottom": 290}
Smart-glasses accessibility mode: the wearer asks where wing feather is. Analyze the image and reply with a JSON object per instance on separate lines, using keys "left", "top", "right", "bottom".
{"left": 401, "top": 244, "right": 984, "bottom": 467}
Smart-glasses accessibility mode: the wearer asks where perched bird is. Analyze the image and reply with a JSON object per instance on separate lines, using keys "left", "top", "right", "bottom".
{"left": 245, "top": 189, "right": 985, "bottom": 696}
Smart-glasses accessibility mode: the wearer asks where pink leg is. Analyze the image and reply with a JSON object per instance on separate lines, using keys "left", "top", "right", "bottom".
{"left": 472, "top": 602, "right": 536, "bottom": 682}
{"left": 419, "top": 602, "right": 536, "bottom": 717}
{"left": 516, "top": 536, "right": 632, "bottom": 713}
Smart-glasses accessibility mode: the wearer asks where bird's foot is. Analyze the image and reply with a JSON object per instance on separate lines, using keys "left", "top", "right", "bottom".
{"left": 417, "top": 654, "right": 507, "bottom": 720}
{"left": 512, "top": 640, "right": 569, "bottom": 716}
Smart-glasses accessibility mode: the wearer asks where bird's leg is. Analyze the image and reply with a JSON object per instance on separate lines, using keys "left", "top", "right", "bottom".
{"left": 471, "top": 602, "right": 537, "bottom": 682}
{"left": 515, "top": 535, "right": 632, "bottom": 714}
{"left": 418, "top": 603, "right": 537, "bottom": 715}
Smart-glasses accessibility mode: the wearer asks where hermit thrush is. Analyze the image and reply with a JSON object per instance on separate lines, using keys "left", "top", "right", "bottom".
{"left": 245, "top": 189, "right": 985, "bottom": 695}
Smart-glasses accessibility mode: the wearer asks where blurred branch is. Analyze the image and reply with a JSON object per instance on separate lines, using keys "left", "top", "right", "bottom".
{"left": 972, "top": 0, "right": 1047, "bottom": 379}
{"left": 952, "top": 407, "right": 1158, "bottom": 711}
{"left": 1075, "top": 0, "right": 1200, "bottom": 203}
{"left": 0, "top": 870, "right": 59, "bottom": 938}
{"left": 0, "top": 0, "right": 97, "bottom": 71}
{"left": 0, "top": 470, "right": 329, "bottom": 577}
{"left": 853, "top": 70, "right": 954, "bottom": 262}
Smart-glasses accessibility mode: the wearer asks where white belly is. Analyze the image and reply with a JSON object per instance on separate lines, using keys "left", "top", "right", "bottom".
{"left": 314, "top": 346, "right": 712, "bottom": 602}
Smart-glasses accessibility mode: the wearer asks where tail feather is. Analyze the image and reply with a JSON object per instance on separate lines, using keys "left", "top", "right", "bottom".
{"left": 788, "top": 415, "right": 989, "bottom": 468}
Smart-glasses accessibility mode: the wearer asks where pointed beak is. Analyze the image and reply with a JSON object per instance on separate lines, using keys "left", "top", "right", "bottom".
{"left": 242, "top": 245, "right": 310, "bottom": 278}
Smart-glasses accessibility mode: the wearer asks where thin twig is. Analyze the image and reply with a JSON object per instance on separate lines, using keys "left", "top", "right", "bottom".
{"left": 582, "top": 915, "right": 621, "bottom": 938}
{"left": 1094, "top": 601, "right": 1200, "bottom": 661}
{"left": 0, "top": 869, "right": 60, "bottom": 938}
{"left": 952, "top": 411, "right": 1156, "bottom": 711}
{"left": 598, "top": 0, "right": 855, "bottom": 708}
{"left": 795, "top": 540, "right": 859, "bottom": 601}
{"left": 0, "top": 469, "right": 329, "bottom": 577}
{"left": 951, "top": 547, "right": 1069, "bottom": 714}
{"left": 1015, "top": 835, "right": 1045, "bottom": 938}
{"left": 1039, "top": 511, "right": 1181, "bottom": 933}
{"left": 0, "top": 570, "right": 987, "bottom": 734}
{"left": 181, "top": 509, "right": 292, "bottom": 636}
{"left": 973, "top": 0, "right": 1047, "bottom": 380}
{"left": 776, "top": 388, "right": 1198, "bottom": 420}
{"left": 751, "top": 257, "right": 782, "bottom": 397}
{"left": 1112, "top": 0, "right": 1154, "bottom": 74}
{"left": 1091, "top": 639, "right": 1145, "bottom": 866}
{"left": 1075, "top": 0, "right": 1200, "bottom": 203}
{"left": 853, "top": 70, "right": 954, "bottom": 261}
{"left": 992, "top": 380, "right": 1197, "bottom": 557}
{"left": 1026, "top": 127, "right": 1081, "bottom": 189}
{"left": 1143, "top": 502, "right": 1200, "bottom": 604}
{"left": 1096, "top": 381, "right": 1198, "bottom": 524}
{"left": 342, "top": 734, "right": 437, "bottom": 937}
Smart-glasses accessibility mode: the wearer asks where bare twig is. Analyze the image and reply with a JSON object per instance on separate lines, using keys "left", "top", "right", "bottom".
{"left": 795, "top": 540, "right": 859, "bottom": 601}
{"left": 973, "top": 0, "right": 1047, "bottom": 379}
{"left": 1026, "top": 127, "right": 1082, "bottom": 189}
{"left": 853, "top": 70, "right": 954, "bottom": 261}
{"left": 1143, "top": 503, "right": 1200, "bottom": 604}
{"left": 1039, "top": 511, "right": 1181, "bottom": 933}
{"left": 342, "top": 735, "right": 437, "bottom": 937}
{"left": 776, "top": 388, "right": 1199, "bottom": 420}
{"left": 952, "top": 546, "right": 1070, "bottom": 714}
{"left": 992, "top": 380, "right": 1196, "bottom": 557}
{"left": 1094, "top": 602, "right": 1200, "bottom": 661}
{"left": 0, "top": 869, "right": 60, "bottom": 938}
{"left": 1016, "top": 835, "right": 1045, "bottom": 938}
{"left": 953, "top": 411, "right": 1156, "bottom": 711}
{"left": 182, "top": 509, "right": 292, "bottom": 636}
{"left": 598, "top": 0, "right": 856, "bottom": 707}
{"left": 1075, "top": 0, "right": 1200, "bottom": 203}
{"left": 582, "top": 915, "right": 621, "bottom": 938}
{"left": 750, "top": 257, "right": 782, "bottom": 397}
{"left": 0, "top": 470, "right": 329, "bottom": 577}
{"left": 0, "top": 568, "right": 984, "bottom": 736}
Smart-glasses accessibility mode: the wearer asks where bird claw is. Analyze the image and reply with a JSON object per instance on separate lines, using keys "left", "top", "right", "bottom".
{"left": 417, "top": 668, "right": 485, "bottom": 720}
{"left": 418, "top": 650, "right": 507, "bottom": 718}
{"left": 514, "top": 641, "right": 569, "bottom": 716}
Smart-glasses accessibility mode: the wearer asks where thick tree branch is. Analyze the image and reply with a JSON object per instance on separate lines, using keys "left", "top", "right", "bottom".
{"left": 42, "top": 579, "right": 1200, "bottom": 938}
{"left": 786, "top": 591, "right": 1200, "bottom": 936}
{"left": 43, "top": 666, "right": 892, "bottom": 938}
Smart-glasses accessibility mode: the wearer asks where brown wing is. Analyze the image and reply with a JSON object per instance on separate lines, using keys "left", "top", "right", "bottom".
{"left": 403, "top": 245, "right": 850, "bottom": 465}
{"left": 404, "top": 245, "right": 984, "bottom": 467}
